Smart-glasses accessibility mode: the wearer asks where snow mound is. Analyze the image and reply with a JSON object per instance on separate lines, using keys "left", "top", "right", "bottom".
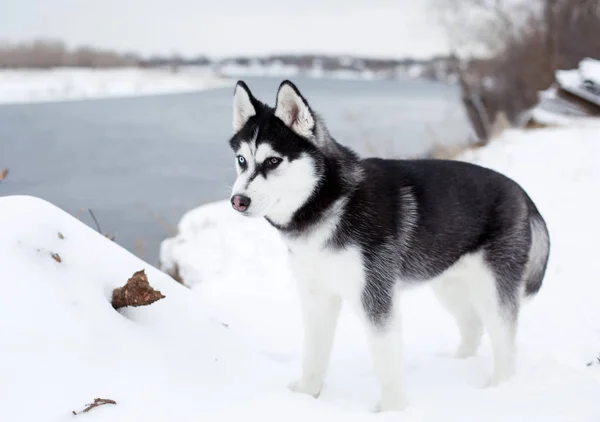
{"left": 0, "top": 196, "right": 304, "bottom": 422}
{"left": 161, "top": 120, "right": 600, "bottom": 421}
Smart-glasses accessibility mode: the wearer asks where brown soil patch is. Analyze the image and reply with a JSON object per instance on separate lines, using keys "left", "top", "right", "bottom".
{"left": 112, "top": 269, "right": 165, "bottom": 309}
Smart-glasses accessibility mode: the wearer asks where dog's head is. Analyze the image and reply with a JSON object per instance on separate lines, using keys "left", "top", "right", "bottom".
{"left": 228, "top": 80, "right": 325, "bottom": 226}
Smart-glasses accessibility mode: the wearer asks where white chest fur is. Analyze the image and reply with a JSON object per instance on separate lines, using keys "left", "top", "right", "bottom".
{"left": 282, "top": 222, "right": 366, "bottom": 310}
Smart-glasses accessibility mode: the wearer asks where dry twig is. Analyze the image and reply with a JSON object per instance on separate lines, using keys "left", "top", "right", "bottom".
{"left": 166, "top": 263, "right": 185, "bottom": 285}
{"left": 72, "top": 398, "right": 117, "bottom": 415}
{"left": 76, "top": 208, "right": 117, "bottom": 241}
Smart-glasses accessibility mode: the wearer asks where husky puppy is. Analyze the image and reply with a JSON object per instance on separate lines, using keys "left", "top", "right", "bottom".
{"left": 227, "top": 80, "right": 550, "bottom": 412}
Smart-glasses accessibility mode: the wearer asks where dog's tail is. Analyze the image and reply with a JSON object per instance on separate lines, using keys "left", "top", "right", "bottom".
{"left": 523, "top": 202, "right": 550, "bottom": 297}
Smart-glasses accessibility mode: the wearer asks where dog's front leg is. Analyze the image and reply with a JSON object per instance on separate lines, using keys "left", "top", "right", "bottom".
{"left": 364, "top": 306, "right": 409, "bottom": 412}
{"left": 289, "top": 284, "right": 342, "bottom": 398}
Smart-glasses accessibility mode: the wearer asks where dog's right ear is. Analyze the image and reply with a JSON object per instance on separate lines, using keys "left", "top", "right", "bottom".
{"left": 233, "top": 81, "right": 257, "bottom": 132}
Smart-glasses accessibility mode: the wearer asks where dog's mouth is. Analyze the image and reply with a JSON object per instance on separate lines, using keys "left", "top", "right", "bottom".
{"left": 236, "top": 207, "right": 259, "bottom": 218}
{"left": 232, "top": 197, "right": 280, "bottom": 219}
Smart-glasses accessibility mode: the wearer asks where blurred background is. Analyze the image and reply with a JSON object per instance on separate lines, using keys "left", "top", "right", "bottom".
{"left": 1, "top": 0, "right": 599, "bottom": 264}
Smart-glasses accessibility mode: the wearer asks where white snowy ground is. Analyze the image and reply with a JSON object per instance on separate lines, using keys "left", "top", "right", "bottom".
{"left": 2, "top": 119, "right": 600, "bottom": 421}
{"left": 0, "top": 67, "right": 231, "bottom": 105}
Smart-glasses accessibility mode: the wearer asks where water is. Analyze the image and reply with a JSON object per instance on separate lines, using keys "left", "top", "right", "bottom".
{"left": 0, "top": 76, "right": 469, "bottom": 264}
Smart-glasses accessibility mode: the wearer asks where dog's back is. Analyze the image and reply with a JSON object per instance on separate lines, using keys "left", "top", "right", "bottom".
{"left": 331, "top": 157, "right": 549, "bottom": 321}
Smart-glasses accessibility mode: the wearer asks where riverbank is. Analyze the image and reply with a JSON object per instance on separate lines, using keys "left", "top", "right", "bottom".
{"left": 0, "top": 67, "right": 232, "bottom": 105}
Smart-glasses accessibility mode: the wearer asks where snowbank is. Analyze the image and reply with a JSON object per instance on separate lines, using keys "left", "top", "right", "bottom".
{"left": 0, "top": 67, "right": 231, "bottom": 105}
{"left": 160, "top": 120, "right": 600, "bottom": 421}
{"left": 0, "top": 196, "right": 336, "bottom": 422}
{"left": 524, "top": 58, "right": 600, "bottom": 127}
{"left": 555, "top": 58, "right": 600, "bottom": 107}
{"left": 557, "top": 58, "right": 600, "bottom": 91}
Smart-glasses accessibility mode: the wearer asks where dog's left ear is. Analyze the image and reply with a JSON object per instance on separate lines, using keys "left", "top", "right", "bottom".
{"left": 275, "top": 80, "right": 315, "bottom": 138}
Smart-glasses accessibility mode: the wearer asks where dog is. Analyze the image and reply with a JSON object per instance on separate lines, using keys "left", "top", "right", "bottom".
{"left": 226, "top": 80, "right": 550, "bottom": 412}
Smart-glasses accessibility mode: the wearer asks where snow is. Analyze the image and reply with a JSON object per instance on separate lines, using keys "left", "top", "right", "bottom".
{"left": 2, "top": 120, "right": 600, "bottom": 421}
{"left": 217, "top": 62, "right": 384, "bottom": 81}
{"left": 215, "top": 62, "right": 424, "bottom": 82}
{"left": 556, "top": 67, "right": 582, "bottom": 90}
{"left": 556, "top": 57, "right": 600, "bottom": 90}
{"left": 218, "top": 61, "right": 301, "bottom": 78}
{"left": 529, "top": 106, "right": 582, "bottom": 126}
{"left": 0, "top": 67, "right": 231, "bottom": 105}
{"left": 555, "top": 58, "right": 600, "bottom": 106}
{"left": 160, "top": 120, "right": 600, "bottom": 420}
{"left": 0, "top": 62, "right": 439, "bottom": 107}
{"left": 580, "top": 58, "right": 600, "bottom": 86}
{"left": 523, "top": 58, "right": 600, "bottom": 128}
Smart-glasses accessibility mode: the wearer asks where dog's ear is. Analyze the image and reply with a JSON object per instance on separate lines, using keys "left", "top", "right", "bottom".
{"left": 233, "top": 81, "right": 258, "bottom": 132}
{"left": 275, "top": 80, "right": 315, "bottom": 138}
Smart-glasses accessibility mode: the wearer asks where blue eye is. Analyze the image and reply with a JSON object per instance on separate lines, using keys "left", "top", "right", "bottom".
{"left": 237, "top": 155, "right": 246, "bottom": 165}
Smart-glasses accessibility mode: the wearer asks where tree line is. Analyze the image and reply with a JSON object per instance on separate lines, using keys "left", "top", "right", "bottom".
{"left": 0, "top": 39, "right": 212, "bottom": 69}
{"left": 0, "top": 40, "right": 139, "bottom": 68}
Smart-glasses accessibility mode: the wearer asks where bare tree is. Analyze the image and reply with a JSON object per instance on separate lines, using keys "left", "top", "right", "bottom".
{"left": 434, "top": 0, "right": 600, "bottom": 139}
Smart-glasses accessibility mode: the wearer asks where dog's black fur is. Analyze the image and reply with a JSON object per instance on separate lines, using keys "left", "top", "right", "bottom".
{"left": 229, "top": 80, "right": 550, "bottom": 326}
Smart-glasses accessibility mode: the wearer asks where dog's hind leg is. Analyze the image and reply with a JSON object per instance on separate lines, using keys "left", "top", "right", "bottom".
{"left": 474, "top": 288, "right": 518, "bottom": 386}
{"left": 469, "top": 251, "right": 523, "bottom": 387}
{"left": 289, "top": 285, "right": 342, "bottom": 398}
{"left": 432, "top": 277, "right": 483, "bottom": 358}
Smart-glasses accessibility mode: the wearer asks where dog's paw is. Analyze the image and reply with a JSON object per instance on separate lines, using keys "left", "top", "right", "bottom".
{"left": 433, "top": 350, "right": 456, "bottom": 359}
{"left": 479, "top": 371, "right": 514, "bottom": 389}
{"left": 372, "top": 394, "right": 410, "bottom": 413}
{"left": 288, "top": 379, "right": 322, "bottom": 398}
{"left": 454, "top": 348, "right": 477, "bottom": 359}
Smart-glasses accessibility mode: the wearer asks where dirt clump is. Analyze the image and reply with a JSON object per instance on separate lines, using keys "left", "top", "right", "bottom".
{"left": 111, "top": 269, "right": 165, "bottom": 309}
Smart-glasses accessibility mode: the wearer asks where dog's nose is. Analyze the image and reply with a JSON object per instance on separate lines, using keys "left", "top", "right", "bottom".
{"left": 231, "top": 194, "right": 251, "bottom": 212}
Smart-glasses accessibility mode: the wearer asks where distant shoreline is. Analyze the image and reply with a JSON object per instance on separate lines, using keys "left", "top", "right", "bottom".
{"left": 0, "top": 57, "right": 458, "bottom": 106}
{"left": 0, "top": 67, "right": 233, "bottom": 106}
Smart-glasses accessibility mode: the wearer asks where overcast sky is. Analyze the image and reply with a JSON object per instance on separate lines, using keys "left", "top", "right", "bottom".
{"left": 1, "top": 0, "right": 450, "bottom": 59}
